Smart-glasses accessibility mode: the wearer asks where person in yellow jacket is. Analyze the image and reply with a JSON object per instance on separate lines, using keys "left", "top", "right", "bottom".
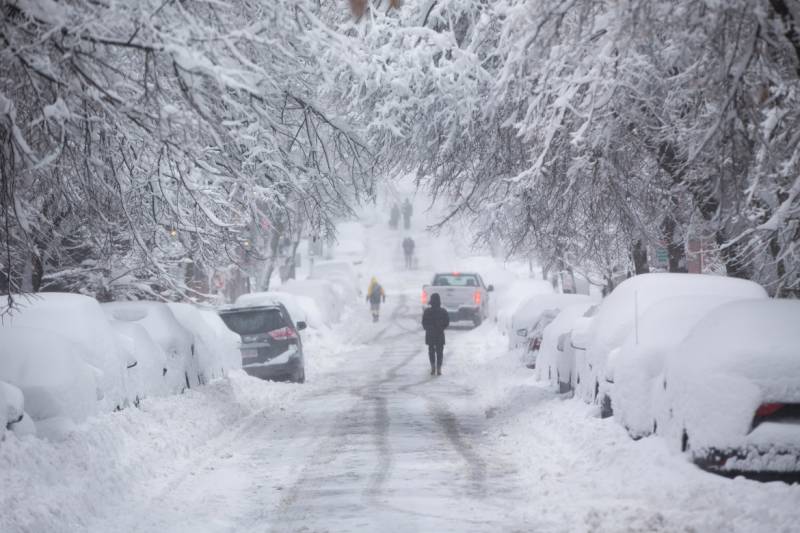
{"left": 366, "top": 277, "right": 386, "bottom": 322}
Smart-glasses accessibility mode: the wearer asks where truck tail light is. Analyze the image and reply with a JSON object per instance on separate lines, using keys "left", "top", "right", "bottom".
{"left": 268, "top": 327, "right": 298, "bottom": 341}
{"left": 422, "top": 289, "right": 428, "bottom": 305}
{"left": 473, "top": 290, "right": 481, "bottom": 305}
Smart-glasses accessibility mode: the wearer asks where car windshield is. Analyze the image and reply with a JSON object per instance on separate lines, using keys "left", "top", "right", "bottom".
{"left": 220, "top": 309, "right": 284, "bottom": 335}
{"left": 432, "top": 274, "right": 479, "bottom": 287}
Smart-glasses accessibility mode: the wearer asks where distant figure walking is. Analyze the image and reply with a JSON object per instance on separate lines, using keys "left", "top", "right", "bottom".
{"left": 402, "top": 199, "right": 413, "bottom": 230}
{"left": 422, "top": 293, "right": 450, "bottom": 376}
{"left": 366, "top": 277, "right": 386, "bottom": 322}
{"left": 389, "top": 204, "right": 401, "bottom": 230}
{"left": 402, "top": 237, "right": 415, "bottom": 269}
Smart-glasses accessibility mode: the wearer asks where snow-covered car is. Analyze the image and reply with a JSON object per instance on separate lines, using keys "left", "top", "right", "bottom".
{"left": 509, "top": 293, "right": 596, "bottom": 353}
{"left": 281, "top": 278, "right": 343, "bottom": 325}
{"left": 495, "top": 279, "right": 554, "bottom": 332}
{"left": 0, "top": 327, "right": 100, "bottom": 440}
{"left": 1, "top": 293, "right": 127, "bottom": 411}
{"left": 612, "top": 291, "right": 768, "bottom": 439}
{"left": 308, "top": 260, "right": 360, "bottom": 302}
{"left": 167, "top": 303, "right": 241, "bottom": 383}
{"left": 652, "top": 299, "right": 800, "bottom": 475}
{"left": 107, "top": 320, "right": 170, "bottom": 403}
{"left": 536, "top": 302, "right": 597, "bottom": 392}
{"left": 219, "top": 303, "right": 307, "bottom": 383}
{"left": 102, "top": 302, "right": 198, "bottom": 393}
{"left": 422, "top": 272, "right": 494, "bottom": 326}
{"left": 1, "top": 380, "right": 26, "bottom": 436}
{"left": 570, "top": 273, "right": 767, "bottom": 416}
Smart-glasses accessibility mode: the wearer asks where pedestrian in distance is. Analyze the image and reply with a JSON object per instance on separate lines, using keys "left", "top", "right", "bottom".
{"left": 422, "top": 293, "right": 450, "bottom": 376}
{"left": 366, "top": 277, "right": 386, "bottom": 322}
{"left": 402, "top": 237, "right": 415, "bottom": 270}
{"left": 389, "top": 204, "right": 401, "bottom": 230}
{"left": 402, "top": 199, "right": 413, "bottom": 230}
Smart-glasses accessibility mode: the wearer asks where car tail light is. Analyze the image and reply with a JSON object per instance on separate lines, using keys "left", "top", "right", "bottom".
{"left": 422, "top": 289, "right": 428, "bottom": 305}
{"left": 268, "top": 327, "right": 298, "bottom": 341}
{"left": 755, "top": 403, "right": 784, "bottom": 418}
{"left": 473, "top": 290, "right": 481, "bottom": 305}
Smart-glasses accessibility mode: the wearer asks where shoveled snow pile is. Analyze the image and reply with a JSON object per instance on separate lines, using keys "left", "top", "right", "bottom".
{"left": 0, "top": 372, "right": 300, "bottom": 532}
{"left": 234, "top": 290, "right": 324, "bottom": 327}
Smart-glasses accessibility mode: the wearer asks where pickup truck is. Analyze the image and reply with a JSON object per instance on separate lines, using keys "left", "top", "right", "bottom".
{"left": 422, "top": 272, "right": 494, "bottom": 326}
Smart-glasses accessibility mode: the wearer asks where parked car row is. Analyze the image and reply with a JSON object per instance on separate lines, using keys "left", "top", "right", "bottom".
{"left": 0, "top": 293, "right": 241, "bottom": 440}
{"left": 514, "top": 273, "right": 800, "bottom": 475}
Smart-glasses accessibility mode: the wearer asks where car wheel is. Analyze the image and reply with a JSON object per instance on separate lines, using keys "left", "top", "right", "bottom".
{"left": 600, "top": 394, "right": 613, "bottom": 419}
{"left": 294, "top": 368, "right": 306, "bottom": 384}
{"left": 472, "top": 315, "right": 482, "bottom": 327}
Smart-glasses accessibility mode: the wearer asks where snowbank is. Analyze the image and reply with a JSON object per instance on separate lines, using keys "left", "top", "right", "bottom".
{"left": 0, "top": 372, "right": 302, "bottom": 532}
{"left": 1, "top": 293, "right": 127, "bottom": 411}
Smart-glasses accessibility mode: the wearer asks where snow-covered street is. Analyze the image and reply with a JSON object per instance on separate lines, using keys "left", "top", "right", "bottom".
{"left": 4, "top": 199, "right": 800, "bottom": 533}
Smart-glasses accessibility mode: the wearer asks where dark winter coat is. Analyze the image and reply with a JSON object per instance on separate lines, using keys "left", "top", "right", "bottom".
{"left": 422, "top": 293, "right": 450, "bottom": 346}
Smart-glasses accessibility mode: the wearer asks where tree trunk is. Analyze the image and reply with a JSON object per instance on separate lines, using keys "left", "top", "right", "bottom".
{"left": 631, "top": 239, "right": 650, "bottom": 275}
{"left": 661, "top": 216, "right": 686, "bottom": 272}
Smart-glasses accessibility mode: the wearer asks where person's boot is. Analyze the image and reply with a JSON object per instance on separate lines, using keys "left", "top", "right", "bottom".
{"left": 430, "top": 366, "right": 435, "bottom": 376}
{"left": 436, "top": 366, "right": 442, "bottom": 376}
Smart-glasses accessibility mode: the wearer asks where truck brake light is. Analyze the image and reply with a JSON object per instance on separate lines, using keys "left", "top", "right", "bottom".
{"left": 422, "top": 289, "right": 428, "bottom": 305}
{"left": 474, "top": 290, "right": 481, "bottom": 305}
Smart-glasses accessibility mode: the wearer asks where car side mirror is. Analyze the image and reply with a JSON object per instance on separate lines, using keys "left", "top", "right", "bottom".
{"left": 605, "top": 347, "right": 620, "bottom": 383}
{"left": 487, "top": 285, "right": 494, "bottom": 292}
{"left": 570, "top": 316, "right": 594, "bottom": 350}
{"left": 126, "top": 359, "right": 138, "bottom": 369}
{"left": 556, "top": 332, "right": 569, "bottom": 352}
{"left": 296, "top": 321, "right": 307, "bottom": 331}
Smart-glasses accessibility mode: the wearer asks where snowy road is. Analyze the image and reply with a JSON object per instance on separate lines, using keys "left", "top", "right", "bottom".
{"left": 99, "top": 296, "right": 532, "bottom": 532}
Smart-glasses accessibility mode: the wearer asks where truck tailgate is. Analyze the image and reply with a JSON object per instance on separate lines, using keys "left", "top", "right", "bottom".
{"left": 425, "top": 286, "right": 476, "bottom": 308}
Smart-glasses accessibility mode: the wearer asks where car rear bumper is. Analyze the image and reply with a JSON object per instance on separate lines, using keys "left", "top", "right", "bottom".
{"left": 694, "top": 445, "right": 800, "bottom": 474}
{"left": 445, "top": 306, "right": 480, "bottom": 322}
{"left": 243, "top": 358, "right": 303, "bottom": 382}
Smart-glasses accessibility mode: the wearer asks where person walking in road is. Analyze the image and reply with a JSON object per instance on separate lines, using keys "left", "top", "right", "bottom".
{"left": 366, "top": 277, "right": 386, "bottom": 322}
{"left": 389, "top": 204, "right": 401, "bottom": 230}
{"left": 401, "top": 199, "right": 413, "bottom": 230}
{"left": 402, "top": 237, "right": 415, "bottom": 269}
{"left": 422, "top": 293, "right": 450, "bottom": 375}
